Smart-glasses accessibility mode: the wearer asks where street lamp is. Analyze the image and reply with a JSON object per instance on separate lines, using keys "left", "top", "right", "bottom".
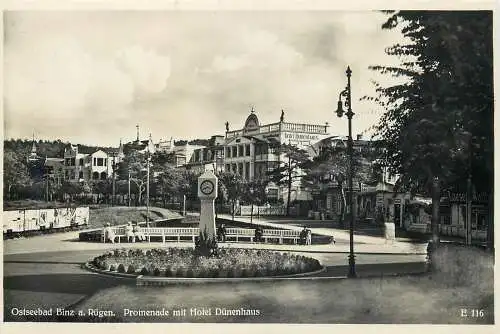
{"left": 250, "top": 186, "right": 255, "bottom": 223}
{"left": 335, "top": 65, "right": 356, "bottom": 278}
{"left": 111, "top": 154, "right": 117, "bottom": 206}
{"left": 146, "top": 154, "right": 151, "bottom": 229}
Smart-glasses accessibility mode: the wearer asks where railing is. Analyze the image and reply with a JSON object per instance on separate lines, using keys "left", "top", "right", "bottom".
{"left": 239, "top": 205, "right": 286, "bottom": 216}
{"left": 282, "top": 122, "right": 328, "bottom": 134}
{"left": 102, "top": 226, "right": 302, "bottom": 244}
{"left": 226, "top": 121, "right": 328, "bottom": 139}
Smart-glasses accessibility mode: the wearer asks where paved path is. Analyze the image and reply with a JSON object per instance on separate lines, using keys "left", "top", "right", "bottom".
{"left": 3, "top": 217, "right": 428, "bottom": 321}
{"left": 3, "top": 229, "right": 427, "bottom": 256}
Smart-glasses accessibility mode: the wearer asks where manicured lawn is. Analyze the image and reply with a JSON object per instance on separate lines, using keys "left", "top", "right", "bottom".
{"left": 88, "top": 206, "right": 182, "bottom": 228}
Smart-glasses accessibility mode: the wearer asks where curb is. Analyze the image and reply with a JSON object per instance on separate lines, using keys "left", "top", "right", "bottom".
{"left": 84, "top": 262, "right": 327, "bottom": 285}
{"left": 136, "top": 267, "right": 327, "bottom": 286}
{"left": 84, "top": 262, "right": 140, "bottom": 279}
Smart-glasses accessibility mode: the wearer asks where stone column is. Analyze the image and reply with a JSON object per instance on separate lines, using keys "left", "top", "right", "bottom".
{"left": 198, "top": 170, "right": 218, "bottom": 240}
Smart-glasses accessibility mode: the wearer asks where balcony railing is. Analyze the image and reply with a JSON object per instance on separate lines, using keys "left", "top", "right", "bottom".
{"left": 226, "top": 121, "right": 328, "bottom": 139}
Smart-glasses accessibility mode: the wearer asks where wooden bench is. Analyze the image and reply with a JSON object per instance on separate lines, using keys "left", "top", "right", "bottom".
{"left": 102, "top": 226, "right": 303, "bottom": 244}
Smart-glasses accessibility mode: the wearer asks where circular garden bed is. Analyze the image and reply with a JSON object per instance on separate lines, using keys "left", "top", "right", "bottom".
{"left": 90, "top": 247, "right": 322, "bottom": 278}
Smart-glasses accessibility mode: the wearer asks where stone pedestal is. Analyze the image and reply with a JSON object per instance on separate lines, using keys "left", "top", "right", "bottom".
{"left": 384, "top": 222, "right": 396, "bottom": 241}
{"left": 198, "top": 171, "right": 218, "bottom": 240}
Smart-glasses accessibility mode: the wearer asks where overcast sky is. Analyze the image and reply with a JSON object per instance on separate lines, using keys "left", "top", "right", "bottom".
{"left": 4, "top": 10, "right": 405, "bottom": 147}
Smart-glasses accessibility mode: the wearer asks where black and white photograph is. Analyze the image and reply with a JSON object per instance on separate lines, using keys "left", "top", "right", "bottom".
{"left": 2, "top": 1, "right": 496, "bottom": 326}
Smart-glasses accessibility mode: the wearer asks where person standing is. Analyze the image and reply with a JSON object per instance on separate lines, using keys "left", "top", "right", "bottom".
{"left": 125, "top": 222, "right": 135, "bottom": 243}
{"left": 103, "top": 223, "right": 116, "bottom": 243}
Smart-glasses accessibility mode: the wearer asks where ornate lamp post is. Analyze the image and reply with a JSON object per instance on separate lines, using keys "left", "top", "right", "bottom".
{"left": 146, "top": 154, "right": 151, "bottom": 228}
{"left": 335, "top": 66, "right": 356, "bottom": 278}
{"left": 250, "top": 186, "right": 255, "bottom": 223}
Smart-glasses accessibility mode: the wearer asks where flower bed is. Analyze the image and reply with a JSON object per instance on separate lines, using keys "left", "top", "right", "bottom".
{"left": 91, "top": 247, "right": 322, "bottom": 278}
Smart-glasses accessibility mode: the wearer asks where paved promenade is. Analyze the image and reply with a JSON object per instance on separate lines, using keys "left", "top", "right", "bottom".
{"left": 3, "top": 215, "right": 428, "bottom": 319}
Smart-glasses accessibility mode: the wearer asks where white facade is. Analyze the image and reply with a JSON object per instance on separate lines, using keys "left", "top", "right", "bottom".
{"left": 63, "top": 145, "right": 121, "bottom": 182}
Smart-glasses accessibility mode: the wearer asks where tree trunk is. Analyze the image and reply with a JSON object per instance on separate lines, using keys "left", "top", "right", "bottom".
{"left": 431, "top": 176, "right": 441, "bottom": 247}
{"left": 487, "top": 192, "right": 494, "bottom": 251}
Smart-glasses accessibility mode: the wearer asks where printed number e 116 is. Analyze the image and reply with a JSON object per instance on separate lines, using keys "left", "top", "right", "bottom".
{"left": 460, "top": 309, "right": 485, "bottom": 318}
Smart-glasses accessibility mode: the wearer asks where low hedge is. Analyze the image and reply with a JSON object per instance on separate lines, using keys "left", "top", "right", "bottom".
{"left": 91, "top": 247, "right": 322, "bottom": 278}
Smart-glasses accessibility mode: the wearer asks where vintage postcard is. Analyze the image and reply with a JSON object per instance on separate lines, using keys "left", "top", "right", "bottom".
{"left": 1, "top": 0, "right": 496, "bottom": 332}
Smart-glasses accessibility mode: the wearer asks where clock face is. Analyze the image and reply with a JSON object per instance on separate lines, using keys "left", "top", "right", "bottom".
{"left": 200, "top": 180, "right": 215, "bottom": 195}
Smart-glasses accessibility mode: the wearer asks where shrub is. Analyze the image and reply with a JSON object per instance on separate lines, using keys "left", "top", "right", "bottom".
{"left": 153, "top": 267, "right": 161, "bottom": 276}
{"left": 241, "top": 268, "right": 249, "bottom": 278}
{"left": 117, "top": 264, "right": 126, "bottom": 273}
{"left": 165, "top": 267, "right": 173, "bottom": 277}
{"left": 140, "top": 267, "right": 150, "bottom": 275}
{"left": 109, "top": 264, "right": 117, "bottom": 272}
{"left": 127, "top": 265, "right": 136, "bottom": 274}
{"left": 186, "top": 268, "right": 194, "bottom": 278}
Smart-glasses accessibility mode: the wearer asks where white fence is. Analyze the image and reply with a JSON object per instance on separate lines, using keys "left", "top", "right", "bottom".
{"left": 405, "top": 223, "right": 487, "bottom": 241}
{"left": 239, "top": 205, "right": 286, "bottom": 216}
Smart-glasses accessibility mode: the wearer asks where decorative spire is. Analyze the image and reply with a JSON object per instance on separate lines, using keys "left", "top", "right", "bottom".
{"left": 280, "top": 109, "right": 285, "bottom": 122}
{"left": 250, "top": 105, "right": 255, "bottom": 113}
{"left": 136, "top": 125, "right": 139, "bottom": 142}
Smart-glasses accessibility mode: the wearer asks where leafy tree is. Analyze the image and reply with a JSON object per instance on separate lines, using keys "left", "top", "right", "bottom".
{"left": 267, "top": 143, "right": 310, "bottom": 216}
{"left": 90, "top": 179, "right": 111, "bottom": 203}
{"left": 116, "top": 150, "right": 150, "bottom": 205}
{"left": 3, "top": 150, "right": 31, "bottom": 200}
{"left": 303, "top": 146, "right": 374, "bottom": 224}
{"left": 364, "top": 11, "right": 493, "bottom": 246}
{"left": 155, "top": 164, "right": 185, "bottom": 207}
{"left": 218, "top": 171, "right": 244, "bottom": 220}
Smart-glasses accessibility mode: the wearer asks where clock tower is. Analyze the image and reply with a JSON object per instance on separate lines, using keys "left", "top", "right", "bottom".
{"left": 197, "top": 170, "right": 218, "bottom": 240}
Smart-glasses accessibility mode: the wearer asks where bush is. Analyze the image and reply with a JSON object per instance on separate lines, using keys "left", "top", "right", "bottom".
{"left": 186, "top": 268, "right": 194, "bottom": 278}
{"left": 165, "top": 267, "right": 173, "bottom": 277}
{"left": 117, "top": 264, "right": 126, "bottom": 273}
{"left": 127, "top": 265, "right": 136, "bottom": 274}
{"left": 140, "top": 267, "right": 150, "bottom": 275}
{"left": 109, "top": 264, "right": 117, "bottom": 272}
{"left": 153, "top": 267, "right": 161, "bottom": 276}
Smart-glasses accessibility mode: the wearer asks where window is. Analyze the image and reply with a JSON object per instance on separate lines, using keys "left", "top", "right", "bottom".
{"left": 104, "top": 158, "right": 107, "bottom": 166}
{"left": 239, "top": 145, "right": 244, "bottom": 157}
{"left": 232, "top": 146, "right": 237, "bottom": 157}
{"left": 70, "top": 158, "right": 75, "bottom": 166}
{"left": 245, "top": 162, "right": 250, "bottom": 179}
{"left": 225, "top": 164, "right": 230, "bottom": 172}
{"left": 97, "top": 158, "right": 104, "bottom": 166}
{"left": 238, "top": 163, "right": 243, "bottom": 175}
{"left": 245, "top": 144, "right": 251, "bottom": 156}
{"left": 93, "top": 172, "right": 99, "bottom": 180}
{"left": 101, "top": 172, "right": 107, "bottom": 180}
{"left": 93, "top": 158, "right": 97, "bottom": 166}
{"left": 79, "top": 158, "right": 84, "bottom": 166}
{"left": 232, "top": 164, "right": 237, "bottom": 173}
{"left": 79, "top": 171, "right": 83, "bottom": 179}
{"left": 226, "top": 147, "right": 231, "bottom": 158}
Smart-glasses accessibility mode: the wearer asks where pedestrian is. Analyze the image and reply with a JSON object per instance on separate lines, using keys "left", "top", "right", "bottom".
{"left": 133, "top": 223, "right": 146, "bottom": 242}
{"left": 300, "top": 226, "right": 307, "bottom": 245}
{"left": 220, "top": 223, "right": 227, "bottom": 242}
{"left": 125, "top": 221, "right": 135, "bottom": 243}
{"left": 254, "top": 226, "right": 263, "bottom": 242}
{"left": 306, "top": 228, "right": 312, "bottom": 245}
{"left": 103, "top": 223, "right": 116, "bottom": 243}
